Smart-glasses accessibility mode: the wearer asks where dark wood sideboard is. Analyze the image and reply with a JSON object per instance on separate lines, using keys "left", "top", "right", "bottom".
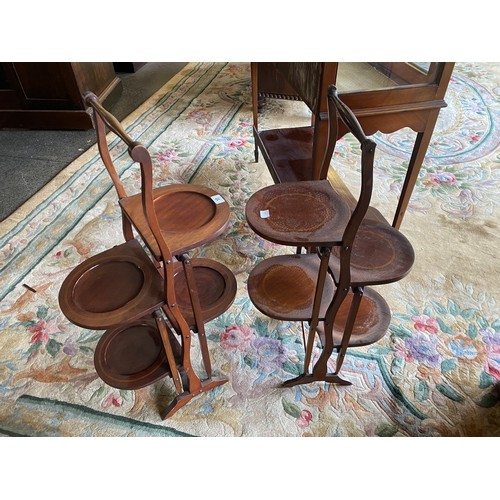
{"left": 252, "top": 62, "right": 455, "bottom": 228}
{"left": 0, "top": 62, "right": 122, "bottom": 130}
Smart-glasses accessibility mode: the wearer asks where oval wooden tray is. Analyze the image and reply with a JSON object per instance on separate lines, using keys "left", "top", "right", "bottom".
{"left": 248, "top": 254, "right": 391, "bottom": 347}
{"left": 119, "top": 184, "right": 231, "bottom": 257}
{"left": 58, "top": 239, "right": 164, "bottom": 330}
{"left": 329, "top": 221, "right": 415, "bottom": 286}
{"left": 245, "top": 179, "right": 350, "bottom": 247}
{"left": 94, "top": 317, "right": 179, "bottom": 390}
{"left": 248, "top": 253, "right": 335, "bottom": 321}
{"left": 173, "top": 258, "right": 237, "bottom": 327}
{"left": 317, "top": 287, "right": 392, "bottom": 348}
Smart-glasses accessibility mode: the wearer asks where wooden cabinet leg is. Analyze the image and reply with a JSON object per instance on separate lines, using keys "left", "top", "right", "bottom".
{"left": 392, "top": 109, "right": 440, "bottom": 229}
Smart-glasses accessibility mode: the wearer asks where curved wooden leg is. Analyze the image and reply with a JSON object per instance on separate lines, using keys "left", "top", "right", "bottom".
{"left": 334, "top": 287, "right": 363, "bottom": 375}
{"left": 392, "top": 112, "right": 439, "bottom": 229}
{"left": 302, "top": 247, "right": 331, "bottom": 375}
{"left": 161, "top": 376, "right": 228, "bottom": 419}
{"left": 161, "top": 301, "right": 228, "bottom": 419}
{"left": 310, "top": 287, "right": 349, "bottom": 380}
{"left": 284, "top": 287, "right": 364, "bottom": 388}
{"left": 253, "top": 131, "right": 259, "bottom": 163}
{"left": 282, "top": 373, "right": 351, "bottom": 388}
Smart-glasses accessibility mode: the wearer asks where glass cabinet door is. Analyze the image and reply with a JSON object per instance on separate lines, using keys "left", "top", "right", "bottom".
{"left": 336, "top": 62, "right": 445, "bottom": 93}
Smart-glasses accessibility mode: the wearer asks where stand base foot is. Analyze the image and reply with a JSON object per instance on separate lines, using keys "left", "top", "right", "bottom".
{"left": 282, "top": 373, "right": 352, "bottom": 388}
{"left": 161, "top": 376, "right": 228, "bottom": 419}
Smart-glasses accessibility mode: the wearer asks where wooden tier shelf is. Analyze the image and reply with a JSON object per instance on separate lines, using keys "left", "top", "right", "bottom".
{"left": 248, "top": 253, "right": 335, "bottom": 321}
{"left": 173, "top": 257, "right": 237, "bottom": 328}
{"left": 328, "top": 220, "right": 415, "bottom": 286}
{"left": 245, "top": 179, "right": 350, "bottom": 247}
{"left": 255, "top": 126, "right": 316, "bottom": 183}
{"left": 94, "top": 317, "right": 181, "bottom": 390}
{"left": 58, "top": 239, "right": 165, "bottom": 330}
{"left": 248, "top": 253, "right": 391, "bottom": 347}
{"left": 120, "top": 184, "right": 231, "bottom": 259}
{"left": 59, "top": 238, "right": 237, "bottom": 331}
{"left": 316, "top": 287, "right": 391, "bottom": 348}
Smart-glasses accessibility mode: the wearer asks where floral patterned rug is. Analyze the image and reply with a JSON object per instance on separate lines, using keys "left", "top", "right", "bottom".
{"left": 0, "top": 62, "right": 498, "bottom": 437}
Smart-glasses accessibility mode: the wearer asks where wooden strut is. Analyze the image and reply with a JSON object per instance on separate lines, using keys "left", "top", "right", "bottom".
{"left": 178, "top": 254, "right": 213, "bottom": 379}
{"left": 154, "top": 310, "right": 183, "bottom": 394}
{"left": 302, "top": 247, "right": 331, "bottom": 375}
{"left": 251, "top": 62, "right": 260, "bottom": 163}
{"left": 161, "top": 300, "right": 227, "bottom": 420}
{"left": 334, "top": 286, "right": 363, "bottom": 374}
{"left": 283, "top": 238, "right": 359, "bottom": 387}
{"left": 158, "top": 252, "right": 231, "bottom": 419}
{"left": 282, "top": 285, "right": 352, "bottom": 388}
{"left": 128, "top": 142, "right": 227, "bottom": 419}
{"left": 283, "top": 286, "right": 364, "bottom": 388}
{"left": 160, "top": 296, "right": 201, "bottom": 419}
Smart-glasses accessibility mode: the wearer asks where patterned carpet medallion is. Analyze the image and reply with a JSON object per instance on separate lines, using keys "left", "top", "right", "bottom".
{"left": 0, "top": 62, "right": 498, "bottom": 437}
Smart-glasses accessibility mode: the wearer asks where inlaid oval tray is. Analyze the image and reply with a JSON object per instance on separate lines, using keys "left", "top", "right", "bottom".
{"left": 317, "top": 287, "right": 392, "bottom": 348}
{"left": 329, "top": 221, "right": 415, "bottom": 285}
{"left": 245, "top": 179, "right": 350, "bottom": 247}
{"left": 247, "top": 253, "right": 335, "bottom": 321}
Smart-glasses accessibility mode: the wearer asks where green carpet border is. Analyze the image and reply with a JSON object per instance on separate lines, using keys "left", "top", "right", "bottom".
{"left": 2, "top": 394, "right": 195, "bottom": 437}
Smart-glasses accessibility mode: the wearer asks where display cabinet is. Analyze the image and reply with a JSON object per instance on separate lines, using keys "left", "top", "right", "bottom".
{"left": 251, "top": 62, "right": 455, "bottom": 228}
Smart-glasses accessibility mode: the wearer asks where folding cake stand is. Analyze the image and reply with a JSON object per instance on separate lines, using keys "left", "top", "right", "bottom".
{"left": 59, "top": 92, "right": 237, "bottom": 418}
{"left": 245, "top": 86, "right": 415, "bottom": 387}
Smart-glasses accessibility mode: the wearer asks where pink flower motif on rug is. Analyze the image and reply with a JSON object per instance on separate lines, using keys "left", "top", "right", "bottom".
{"left": 157, "top": 149, "right": 180, "bottom": 163}
{"left": 427, "top": 170, "right": 457, "bottom": 186}
{"left": 103, "top": 393, "right": 123, "bottom": 408}
{"left": 188, "top": 109, "right": 211, "bottom": 125}
{"left": 28, "top": 318, "right": 63, "bottom": 344}
{"left": 412, "top": 314, "right": 439, "bottom": 334}
{"left": 297, "top": 409, "right": 313, "bottom": 428}
{"left": 220, "top": 324, "right": 253, "bottom": 351}
{"left": 227, "top": 137, "right": 247, "bottom": 150}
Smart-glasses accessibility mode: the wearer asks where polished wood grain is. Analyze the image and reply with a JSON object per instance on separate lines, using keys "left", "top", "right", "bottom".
{"left": 316, "top": 287, "right": 391, "bottom": 348}
{"left": 173, "top": 258, "right": 237, "bottom": 328}
{"left": 120, "top": 184, "right": 230, "bottom": 257}
{"left": 94, "top": 316, "right": 181, "bottom": 390}
{"left": 58, "top": 239, "right": 164, "bottom": 330}
{"left": 248, "top": 253, "right": 335, "bottom": 321}
{"left": 329, "top": 220, "right": 415, "bottom": 286}
{"left": 256, "top": 127, "right": 316, "bottom": 183}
